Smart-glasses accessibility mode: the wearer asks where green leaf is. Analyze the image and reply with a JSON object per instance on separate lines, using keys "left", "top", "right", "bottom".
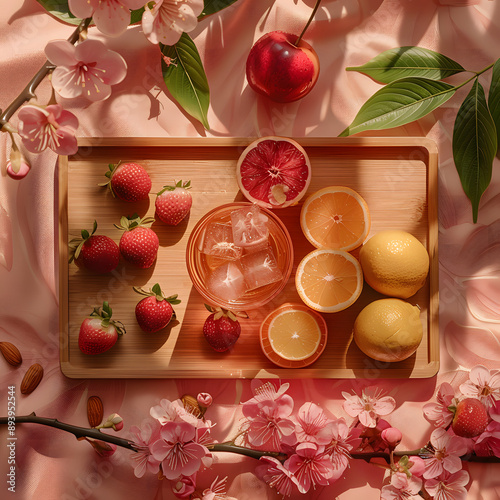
{"left": 199, "top": 0, "right": 240, "bottom": 20}
{"left": 488, "top": 58, "right": 500, "bottom": 154}
{"left": 347, "top": 46, "right": 465, "bottom": 84}
{"left": 453, "top": 79, "right": 497, "bottom": 223}
{"left": 35, "top": 0, "right": 81, "bottom": 25}
{"left": 339, "top": 77, "right": 456, "bottom": 137}
{"left": 130, "top": 7, "right": 145, "bottom": 24}
{"left": 161, "top": 33, "right": 210, "bottom": 130}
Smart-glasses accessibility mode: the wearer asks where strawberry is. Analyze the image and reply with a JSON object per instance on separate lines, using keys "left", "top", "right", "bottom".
{"left": 78, "top": 302, "right": 126, "bottom": 355}
{"left": 202, "top": 305, "right": 247, "bottom": 352}
{"left": 155, "top": 180, "right": 192, "bottom": 225}
{"left": 134, "top": 283, "right": 181, "bottom": 333}
{"left": 100, "top": 161, "right": 152, "bottom": 202}
{"left": 68, "top": 220, "right": 119, "bottom": 274}
{"left": 115, "top": 214, "right": 159, "bottom": 268}
{"left": 451, "top": 398, "right": 489, "bottom": 438}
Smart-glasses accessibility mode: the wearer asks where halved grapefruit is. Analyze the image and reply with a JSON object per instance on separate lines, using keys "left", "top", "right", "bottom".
{"left": 236, "top": 136, "right": 312, "bottom": 209}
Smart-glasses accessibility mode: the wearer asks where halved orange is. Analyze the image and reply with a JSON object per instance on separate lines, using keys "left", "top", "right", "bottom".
{"left": 300, "top": 186, "right": 370, "bottom": 251}
{"left": 295, "top": 249, "right": 363, "bottom": 313}
{"left": 260, "top": 303, "right": 327, "bottom": 368}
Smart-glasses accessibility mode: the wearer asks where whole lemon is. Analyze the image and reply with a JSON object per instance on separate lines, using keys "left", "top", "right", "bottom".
{"left": 353, "top": 298, "right": 423, "bottom": 362}
{"left": 359, "top": 230, "right": 429, "bottom": 299}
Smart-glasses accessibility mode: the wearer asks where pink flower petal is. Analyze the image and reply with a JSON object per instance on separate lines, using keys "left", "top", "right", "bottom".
{"left": 470, "top": 365, "right": 493, "bottom": 386}
{"left": 52, "top": 126, "right": 78, "bottom": 155}
{"left": 45, "top": 40, "right": 77, "bottom": 66}
{"left": 93, "top": 1, "right": 131, "bottom": 36}
{"left": 68, "top": 0, "right": 97, "bottom": 18}
{"left": 51, "top": 67, "right": 84, "bottom": 99}
{"left": 373, "top": 396, "right": 396, "bottom": 415}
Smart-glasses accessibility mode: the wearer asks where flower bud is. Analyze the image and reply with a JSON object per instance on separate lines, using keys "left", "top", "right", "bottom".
{"left": 97, "top": 413, "right": 124, "bottom": 431}
{"left": 197, "top": 392, "right": 212, "bottom": 408}
{"left": 381, "top": 427, "right": 402, "bottom": 449}
{"left": 6, "top": 158, "right": 30, "bottom": 180}
{"left": 171, "top": 474, "right": 196, "bottom": 498}
{"left": 407, "top": 456, "right": 426, "bottom": 477}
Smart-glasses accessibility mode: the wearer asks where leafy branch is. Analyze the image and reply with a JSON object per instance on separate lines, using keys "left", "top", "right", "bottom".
{"left": 342, "top": 46, "right": 500, "bottom": 223}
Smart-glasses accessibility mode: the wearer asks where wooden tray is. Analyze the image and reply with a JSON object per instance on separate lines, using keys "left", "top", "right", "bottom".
{"left": 59, "top": 137, "right": 439, "bottom": 379}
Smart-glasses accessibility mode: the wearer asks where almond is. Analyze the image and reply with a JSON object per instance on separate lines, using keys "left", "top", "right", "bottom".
{"left": 87, "top": 396, "right": 104, "bottom": 428}
{"left": 181, "top": 394, "right": 202, "bottom": 418}
{"left": 20, "top": 363, "right": 44, "bottom": 395}
{"left": 0, "top": 342, "right": 22, "bottom": 367}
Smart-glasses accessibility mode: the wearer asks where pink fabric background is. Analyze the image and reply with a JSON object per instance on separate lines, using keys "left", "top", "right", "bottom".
{"left": 1, "top": 0, "right": 500, "bottom": 498}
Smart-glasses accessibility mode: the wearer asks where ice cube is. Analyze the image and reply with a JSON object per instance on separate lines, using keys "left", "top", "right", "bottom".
{"left": 202, "top": 222, "right": 243, "bottom": 260}
{"left": 231, "top": 204, "right": 269, "bottom": 251}
{"left": 240, "top": 247, "right": 283, "bottom": 291}
{"left": 206, "top": 261, "right": 248, "bottom": 302}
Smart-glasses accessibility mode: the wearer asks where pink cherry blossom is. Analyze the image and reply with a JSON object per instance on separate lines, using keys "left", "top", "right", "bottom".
{"left": 242, "top": 400, "right": 296, "bottom": 451}
{"left": 473, "top": 420, "right": 500, "bottom": 457}
{"left": 150, "top": 398, "right": 199, "bottom": 426}
{"left": 242, "top": 382, "right": 296, "bottom": 451}
{"left": 129, "top": 418, "right": 162, "bottom": 478}
{"left": 285, "top": 442, "right": 335, "bottom": 494}
{"left": 424, "top": 470, "right": 470, "bottom": 500}
{"left": 68, "top": 0, "right": 146, "bottom": 37}
{"left": 459, "top": 365, "right": 500, "bottom": 409}
{"left": 45, "top": 39, "right": 127, "bottom": 102}
{"left": 244, "top": 381, "right": 293, "bottom": 411}
{"left": 423, "top": 428, "right": 467, "bottom": 479}
{"left": 255, "top": 456, "right": 299, "bottom": 497}
{"left": 381, "top": 472, "right": 422, "bottom": 500}
{"left": 17, "top": 104, "right": 78, "bottom": 155}
{"left": 142, "top": 0, "right": 204, "bottom": 45}
{"left": 342, "top": 389, "right": 396, "bottom": 428}
{"left": 150, "top": 421, "right": 208, "bottom": 480}
{"left": 295, "top": 402, "right": 335, "bottom": 445}
{"left": 202, "top": 476, "right": 228, "bottom": 500}
{"left": 171, "top": 474, "right": 197, "bottom": 498}
{"left": 423, "top": 382, "right": 458, "bottom": 427}
{"left": 322, "top": 418, "right": 361, "bottom": 480}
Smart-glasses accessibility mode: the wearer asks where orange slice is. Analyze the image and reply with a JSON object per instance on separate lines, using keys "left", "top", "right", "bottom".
{"left": 300, "top": 186, "right": 370, "bottom": 251}
{"left": 260, "top": 303, "right": 327, "bottom": 368}
{"left": 295, "top": 249, "right": 363, "bottom": 313}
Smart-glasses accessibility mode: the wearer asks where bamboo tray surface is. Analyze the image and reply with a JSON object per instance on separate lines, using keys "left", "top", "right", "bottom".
{"left": 59, "top": 137, "right": 439, "bottom": 379}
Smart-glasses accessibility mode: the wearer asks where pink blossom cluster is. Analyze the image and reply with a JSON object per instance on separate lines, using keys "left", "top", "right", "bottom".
{"left": 423, "top": 365, "right": 500, "bottom": 457}
{"left": 241, "top": 382, "right": 363, "bottom": 496}
{"left": 128, "top": 396, "right": 214, "bottom": 498}
{"left": 381, "top": 365, "right": 500, "bottom": 500}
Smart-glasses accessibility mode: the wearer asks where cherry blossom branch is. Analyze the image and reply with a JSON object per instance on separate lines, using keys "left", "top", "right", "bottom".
{"left": 207, "top": 442, "right": 288, "bottom": 461}
{"left": 0, "top": 412, "right": 138, "bottom": 452}
{"left": 0, "top": 17, "right": 91, "bottom": 130}
{"left": 2, "top": 414, "right": 500, "bottom": 465}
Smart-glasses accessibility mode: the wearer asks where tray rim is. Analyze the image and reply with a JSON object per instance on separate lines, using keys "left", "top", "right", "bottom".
{"left": 58, "top": 136, "right": 439, "bottom": 380}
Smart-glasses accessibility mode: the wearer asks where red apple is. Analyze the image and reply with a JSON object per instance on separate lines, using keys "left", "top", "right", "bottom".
{"left": 246, "top": 31, "right": 320, "bottom": 103}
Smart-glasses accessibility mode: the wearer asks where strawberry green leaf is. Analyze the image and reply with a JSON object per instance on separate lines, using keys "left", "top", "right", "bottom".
{"left": 81, "top": 229, "right": 90, "bottom": 240}
{"left": 160, "top": 33, "right": 210, "bottom": 130}
{"left": 198, "top": 0, "right": 239, "bottom": 20}
{"left": 151, "top": 283, "right": 162, "bottom": 297}
{"left": 453, "top": 79, "right": 497, "bottom": 223}
{"left": 347, "top": 46, "right": 465, "bottom": 84}
{"left": 488, "top": 58, "right": 500, "bottom": 155}
{"left": 35, "top": 0, "right": 81, "bottom": 25}
{"left": 339, "top": 77, "right": 456, "bottom": 137}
